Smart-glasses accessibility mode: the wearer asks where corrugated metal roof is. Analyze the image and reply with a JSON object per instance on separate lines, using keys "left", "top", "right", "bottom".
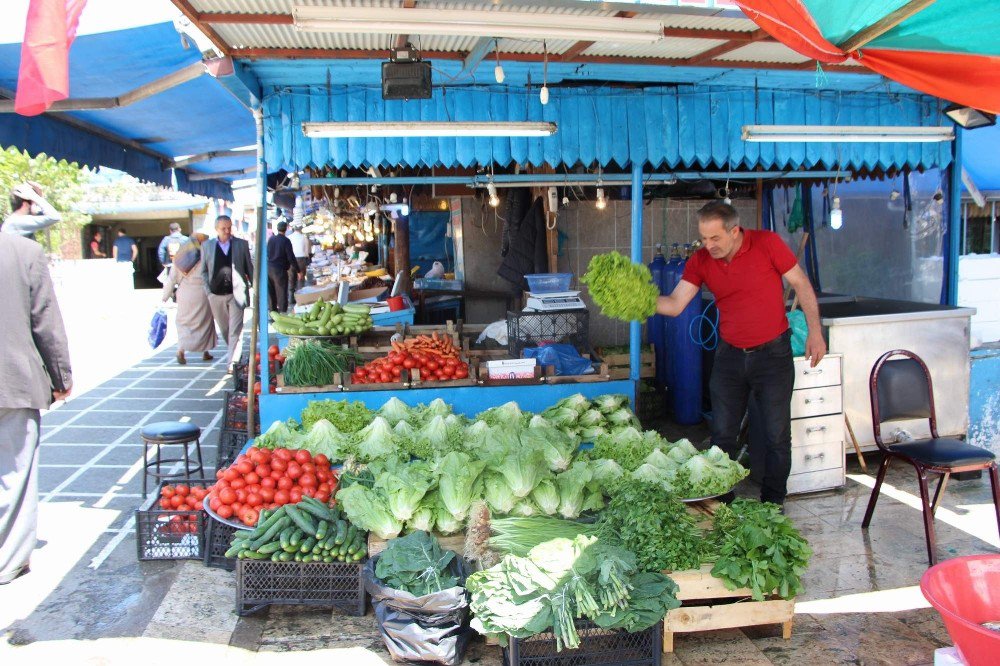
{"left": 190, "top": 0, "right": 617, "bottom": 17}
{"left": 583, "top": 38, "right": 726, "bottom": 59}
{"left": 644, "top": 13, "right": 756, "bottom": 31}
{"left": 715, "top": 42, "right": 811, "bottom": 64}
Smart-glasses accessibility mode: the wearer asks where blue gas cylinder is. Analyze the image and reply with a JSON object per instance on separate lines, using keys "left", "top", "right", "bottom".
{"left": 665, "top": 244, "right": 703, "bottom": 425}
{"left": 646, "top": 245, "right": 668, "bottom": 388}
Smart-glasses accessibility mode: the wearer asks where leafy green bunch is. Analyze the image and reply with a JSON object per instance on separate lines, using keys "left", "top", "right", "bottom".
{"left": 580, "top": 251, "right": 659, "bottom": 321}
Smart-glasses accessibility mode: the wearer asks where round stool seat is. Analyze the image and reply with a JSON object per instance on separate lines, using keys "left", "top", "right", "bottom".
{"left": 141, "top": 421, "right": 201, "bottom": 441}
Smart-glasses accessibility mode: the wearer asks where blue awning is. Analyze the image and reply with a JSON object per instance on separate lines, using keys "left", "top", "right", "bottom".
{"left": 263, "top": 85, "right": 951, "bottom": 173}
{"left": 0, "top": 22, "right": 256, "bottom": 200}
{"left": 961, "top": 124, "right": 1000, "bottom": 194}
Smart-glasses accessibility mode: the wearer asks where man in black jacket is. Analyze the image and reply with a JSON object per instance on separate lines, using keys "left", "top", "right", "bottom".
{"left": 266, "top": 220, "right": 298, "bottom": 313}
{"left": 201, "top": 215, "right": 254, "bottom": 368}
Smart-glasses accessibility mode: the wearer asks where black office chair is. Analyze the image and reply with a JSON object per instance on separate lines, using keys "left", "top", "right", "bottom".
{"left": 862, "top": 349, "right": 1000, "bottom": 565}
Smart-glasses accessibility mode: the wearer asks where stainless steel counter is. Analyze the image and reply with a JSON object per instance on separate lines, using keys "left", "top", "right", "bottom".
{"left": 821, "top": 297, "right": 976, "bottom": 452}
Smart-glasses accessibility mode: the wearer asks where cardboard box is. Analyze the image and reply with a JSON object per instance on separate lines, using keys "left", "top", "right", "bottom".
{"left": 486, "top": 358, "right": 537, "bottom": 379}
{"left": 348, "top": 286, "right": 389, "bottom": 303}
{"left": 294, "top": 283, "right": 340, "bottom": 306}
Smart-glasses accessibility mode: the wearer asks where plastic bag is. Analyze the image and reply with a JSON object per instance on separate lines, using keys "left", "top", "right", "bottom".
{"left": 364, "top": 556, "right": 472, "bottom": 665}
{"left": 524, "top": 343, "right": 594, "bottom": 376}
{"left": 148, "top": 309, "right": 168, "bottom": 349}
{"left": 787, "top": 310, "right": 807, "bottom": 357}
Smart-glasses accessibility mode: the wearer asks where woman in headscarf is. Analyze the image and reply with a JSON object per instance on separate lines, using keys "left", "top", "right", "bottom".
{"left": 161, "top": 231, "right": 217, "bottom": 364}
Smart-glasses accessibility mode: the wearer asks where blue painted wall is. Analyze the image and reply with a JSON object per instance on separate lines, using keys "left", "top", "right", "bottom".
{"left": 969, "top": 348, "right": 1000, "bottom": 455}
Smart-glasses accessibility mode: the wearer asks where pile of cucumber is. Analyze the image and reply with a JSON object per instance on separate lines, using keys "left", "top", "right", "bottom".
{"left": 226, "top": 497, "right": 367, "bottom": 563}
{"left": 270, "top": 299, "right": 373, "bottom": 337}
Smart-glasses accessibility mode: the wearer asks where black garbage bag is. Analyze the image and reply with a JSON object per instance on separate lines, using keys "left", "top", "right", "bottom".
{"left": 363, "top": 556, "right": 472, "bottom": 665}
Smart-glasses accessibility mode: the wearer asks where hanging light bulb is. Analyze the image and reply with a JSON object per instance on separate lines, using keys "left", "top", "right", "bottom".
{"left": 596, "top": 187, "right": 607, "bottom": 210}
{"left": 830, "top": 196, "right": 843, "bottom": 230}
{"left": 487, "top": 181, "right": 500, "bottom": 208}
{"left": 400, "top": 197, "right": 410, "bottom": 217}
{"left": 540, "top": 40, "right": 549, "bottom": 105}
{"left": 494, "top": 39, "right": 505, "bottom": 84}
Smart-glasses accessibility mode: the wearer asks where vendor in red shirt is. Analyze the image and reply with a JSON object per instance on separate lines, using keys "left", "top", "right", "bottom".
{"left": 656, "top": 202, "right": 825, "bottom": 506}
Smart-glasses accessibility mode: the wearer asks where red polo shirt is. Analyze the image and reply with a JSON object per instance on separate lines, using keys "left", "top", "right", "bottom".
{"left": 681, "top": 229, "right": 797, "bottom": 348}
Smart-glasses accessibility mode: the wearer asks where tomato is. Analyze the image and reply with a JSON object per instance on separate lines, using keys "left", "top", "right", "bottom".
{"left": 236, "top": 488, "right": 249, "bottom": 502}
{"left": 215, "top": 469, "right": 224, "bottom": 480}
{"left": 222, "top": 468, "right": 238, "bottom": 482}
{"left": 391, "top": 365, "right": 402, "bottom": 378}
{"left": 379, "top": 371, "right": 391, "bottom": 383}
{"left": 454, "top": 367, "right": 468, "bottom": 379}
{"left": 209, "top": 497, "right": 222, "bottom": 512}
{"left": 247, "top": 484, "right": 261, "bottom": 496}
{"left": 251, "top": 465, "right": 268, "bottom": 479}
{"left": 289, "top": 488, "right": 303, "bottom": 503}
{"left": 268, "top": 344, "right": 280, "bottom": 359}
{"left": 192, "top": 487, "right": 206, "bottom": 501}
{"left": 277, "top": 476, "right": 294, "bottom": 490}
{"left": 236, "top": 460, "right": 254, "bottom": 475}
{"left": 217, "top": 504, "right": 234, "bottom": 519}
{"left": 218, "top": 487, "right": 237, "bottom": 505}
{"left": 230, "top": 478, "right": 246, "bottom": 490}
{"left": 159, "top": 499, "right": 172, "bottom": 510}
{"left": 246, "top": 492, "right": 262, "bottom": 507}
{"left": 317, "top": 482, "right": 331, "bottom": 495}
{"left": 161, "top": 486, "right": 175, "bottom": 499}
{"left": 274, "top": 490, "right": 290, "bottom": 505}
{"left": 174, "top": 484, "right": 191, "bottom": 497}
{"left": 314, "top": 454, "right": 330, "bottom": 467}
{"left": 316, "top": 469, "right": 332, "bottom": 483}
{"left": 298, "top": 473, "right": 317, "bottom": 488}
{"left": 273, "top": 448, "right": 293, "bottom": 462}
{"left": 243, "top": 472, "right": 260, "bottom": 485}
{"left": 253, "top": 381, "right": 261, "bottom": 396}
{"left": 402, "top": 358, "right": 416, "bottom": 369}
{"left": 425, "top": 359, "right": 439, "bottom": 371}
{"left": 294, "top": 450, "right": 311, "bottom": 465}
{"left": 246, "top": 446, "right": 259, "bottom": 457}
{"left": 315, "top": 490, "right": 330, "bottom": 503}
{"left": 259, "top": 487, "right": 275, "bottom": 502}
{"left": 301, "top": 487, "right": 315, "bottom": 498}
{"left": 240, "top": 508, "right": 259, "bottom": 527}
{"left": 261, "top": 476, "right": 276, "bottom": 489}
{"left": 254, "top": 352, "right": 261, "bottom": 363}
{"left": 270, "top": 457, "right": 287, "bottom": 472}
{"left": 300, "top": 462, "right": 314, "bottom": 474}
{"left": 270, "top": 470, "right": 283, "bottom": 481}
{"left": 167, "top": 495, "right": 182, "bottom": 508}
{"left": 286, "top": 465, "right": 303, "bottom": 480}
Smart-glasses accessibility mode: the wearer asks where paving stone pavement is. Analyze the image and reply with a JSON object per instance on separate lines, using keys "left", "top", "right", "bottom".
{"left": 3, "top": 344, "right": 999, "bottom": 665}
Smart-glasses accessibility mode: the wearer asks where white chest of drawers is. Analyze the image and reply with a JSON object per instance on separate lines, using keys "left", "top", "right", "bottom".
{"left": 786, "top": 354, "right": 846, "bottom": 495}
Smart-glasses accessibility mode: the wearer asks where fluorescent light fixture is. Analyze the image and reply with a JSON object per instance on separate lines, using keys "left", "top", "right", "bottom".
{"left": 293, "top": 6, "right": 664, "bottom": 43}
{"left": 303, "top": 121, "right": 557, "bottom": 139}
{"left": 742, "top": 124, "right": 954, "bottom": 143}
{"left": 943, "top": 104, "right": 996, "bottom": 129}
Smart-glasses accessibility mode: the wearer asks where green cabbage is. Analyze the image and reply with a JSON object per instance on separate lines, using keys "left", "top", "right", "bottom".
{"left": 379, "top": 397, "right": 412, "bottom": 426}
{"left": 555, "top": 393, "right": 591, "bottom": 415}
{"left": 255, "top": 420, "right": 306, "bottom": 451}
{"left": 436, "top": 451, "right": 486, "bottom": 521}
{"left": 556, "top": 461, "right": 593, "bottom": 519}
{"left": 589, "top": 458, "right": 624, "bottom": 485}
{"left": 593, "top": 393, "right": 628, "bottom": 414}
{"left": 607, "top": 408, "right": 639, "bottom": 427}
{"left": 490, "top": 441, "right": 546, "bottom": 498}
{"left": 336, "top": 484, "right": 402, "bottom": 539}
{"left": 408, "top": 505, "right": 435, "bottom": 533}
{"left": 356, "top": 416, "right": 398, "bottom": 462}
{"left": 512, "top": 498, "right": 540, "bottom": 517}
{"left": 375, "top": 460, "right": 435, "bottom": 522}
{"left": 643, "top": 448, "right": 674, "bottom": 471}
{"left": 434, "top": 499, "right": 463, "bottom": 535}
{"left": 477, "top": 402, "right": 524, "bottom": 429}
{"left": 525, "top": 416, "right": 576, "bottom": 471}
{"left": 579, "top": 425, "right": 609, "bottom": 441}
{"left": 484, "top": 472, "right": 516, "bottom": 515}
{"left": 540, "top": 406, "right": 579, "bottom": 428}
{"left": 531, "top": 478, "right": 561, "bottom": 515}
{"left": 578, "top": 409, "right": 604, "bottom": 427}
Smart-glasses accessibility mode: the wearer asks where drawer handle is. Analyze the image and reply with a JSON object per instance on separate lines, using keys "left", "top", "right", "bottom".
{"left": 804, "top": 397, "right": 826, "bottom": 405}
{"left": 806, "top": 425, "right": 828, "bottom": 434}
{"left": 804, "top": 452, "right": 826, "bottom": 461}
{"left": 802, "top": 369, "right": 824, "bottom": 375}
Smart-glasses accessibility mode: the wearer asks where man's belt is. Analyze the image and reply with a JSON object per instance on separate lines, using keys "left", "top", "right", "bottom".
{"left": 729, "top": 329, "right": 790, "bottom": 354}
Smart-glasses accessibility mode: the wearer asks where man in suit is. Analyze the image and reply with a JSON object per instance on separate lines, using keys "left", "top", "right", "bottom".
{"left": 266, "top": 220, "right": 298, "bottom": 314}
{"left": 0, "top": 232, "right": 72, "bottom": 584}
{"left": 201, "top": 215, "right": 254, "bottom": 368}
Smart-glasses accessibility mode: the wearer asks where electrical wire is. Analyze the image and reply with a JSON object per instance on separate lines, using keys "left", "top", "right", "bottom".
{"left": 688, "top": 298, "right": 719, "bottom": 351}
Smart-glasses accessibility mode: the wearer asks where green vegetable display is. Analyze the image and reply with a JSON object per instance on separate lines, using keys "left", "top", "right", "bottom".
{"left": 374, "top": 530, "right": 460, "bottom": 596}
{"left": 467, "top": 535, "right": 680, "bottom": 651}
{"left": 704, "top": 499, "right": 812, "bottom": 601}
{"left": 225, "top": 498, "right": 367, "bottom": 563}
{"left": 270, "top": 300, "right": 373, "bottom": 337}
{"left": 281, "top": 340, "right": 363, "bottom": 387}
{"left": 580, "top": 251, "right": 659, "bottom": 322}
{"left": 597, "top": 478, "right": 705, "bottom": 573}
{"left": 487, "top": 516, "right": 597, "bottom": 557}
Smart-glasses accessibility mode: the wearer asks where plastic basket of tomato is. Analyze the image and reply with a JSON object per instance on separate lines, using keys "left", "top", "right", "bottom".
{"left": 135, "top": 479, "right": 213, "bottom": 561}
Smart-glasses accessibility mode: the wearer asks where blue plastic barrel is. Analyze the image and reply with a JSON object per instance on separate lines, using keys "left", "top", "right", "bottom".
{"left": 665, "top": 244, "right": 702, "bottom": 424}
{"left": 646, "top": 246, "right": 667, "bottom": 388}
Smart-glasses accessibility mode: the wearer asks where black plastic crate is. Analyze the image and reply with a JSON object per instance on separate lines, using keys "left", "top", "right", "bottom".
{"left": 223, "top": 390, "right": 251, "bottom": 432}
{"left": 135, "top": 479, "right": 213, "bottom": 561}
{"left": 504, "top": 621, "right": 661, "bottom": 666}
{"left": 232, "top": 357, "right": 250, "bottom": 393}
{"left": 216, "top": 427, "right": 249, "bottom": 472}
{"left": 507, "top": 310, "right": 590, "bottom": 357}
{"left": 204, "top": 515, "right": 239, "bottom": 571}
{"left": 235, "top": 559, "right": 366, "bottom": 616}
{"left": 636, "top": 383, "right": 665, "bottom": 428}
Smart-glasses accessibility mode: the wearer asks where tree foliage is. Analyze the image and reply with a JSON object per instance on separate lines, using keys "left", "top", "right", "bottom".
{"left": 0, "top": 146, "right": 91, "bottom": 254}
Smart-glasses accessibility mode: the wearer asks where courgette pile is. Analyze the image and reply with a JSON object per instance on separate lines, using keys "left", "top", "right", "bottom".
{"left": 226, "top": 497, "right": 368, "bottom": 563}
{"left": 270, "top": 299, "right": 373, "bottom": 337}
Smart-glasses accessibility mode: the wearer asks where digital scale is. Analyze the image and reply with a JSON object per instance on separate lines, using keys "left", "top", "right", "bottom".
{"left": 525, "top": 290, "right": 586, "bottom": 312}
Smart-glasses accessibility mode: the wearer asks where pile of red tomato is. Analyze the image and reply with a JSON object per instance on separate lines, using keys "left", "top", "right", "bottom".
{"left": 351, "top": 350, "right": 470, "bottom": 385}
{"left": 156, "top": 483, "right": 208, "bottom": 534}
{"left": 207, "top": 447, "right": 337, "bottom": 527}
{"left": 250, "top": 345, "right": 285, "bottom": 395}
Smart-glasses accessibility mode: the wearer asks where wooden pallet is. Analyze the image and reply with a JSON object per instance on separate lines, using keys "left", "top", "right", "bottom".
{"left": 601, "top": 351, "right": 655, "bottom": 381}
{"left": 662, "top": 501, "right": 795, "bottom": 653}
{"left": 367, "top": 532, "right": 467, "bottom": 557}
{"left": 274, "top": 374, "right": 341, "bottom": 394}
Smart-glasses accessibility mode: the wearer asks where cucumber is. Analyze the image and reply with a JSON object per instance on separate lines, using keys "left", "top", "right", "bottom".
{"left": 337, "top": 539, "right": 351, "bottom": 558}
{"left": 285, "top": 504, "right": 318, "bottom": 535}
{"left": 234, "top": 529, "right": 255, "bottom": 540}
{"left": 315, "top": 520, "right": 330, "bottom": 541}
{"left": 279, "top": 527, "right": 294, "bottom": 551}
{"left": 323, "top": 556, "right": 334, "bottom": 563}
{"left": 278, "top": 551, "right": 293, "bottom": 562}
{"left": 294, "top": 553, "right": 303, "bottom": 562}
{"left": 300, "top": 536, "right": 317, "bottom": 554}
{"left": 299, "top": 497, "right": 334, "bottom": 522}
{"left": 321, "top": 535, "right": 338, "bottom": 551}
{"left": 250, "top": 516, "right": 291, "bottom": 551}
{"left": 334, "top": 520, "right": 348, "bottom": 545}
{"left": 243, "top": 550, "right": 270, "bottom": 560}
{"left": 289, "top": 528, "right": 304, "bottom": 548}
{"left": 308, "top": 300, "right": 323, "bottom": 320}
{"left": 271, "top": 552, "right": 282, "bottom": 562}
{"left": 257, "top": 541, "right": 283, "bottom": 555}
{"left": 251, "top": 505, "right": 287, "bottom": 538}
{"left": 224, "top": 543, "right": 244, "bottom": 558}
{"left": 347, "top": 533, "right": 362, "bottom": 555}
{"left": 344, "top": 524, "right": 358, "bottom": 548}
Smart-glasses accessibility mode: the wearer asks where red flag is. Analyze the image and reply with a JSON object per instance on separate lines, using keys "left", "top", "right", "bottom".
{"left": 15, "top": 0, "right": 88, "bottom": 116}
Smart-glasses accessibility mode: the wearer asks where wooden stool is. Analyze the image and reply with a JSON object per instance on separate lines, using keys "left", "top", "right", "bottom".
{"left": 140, "top": 421, "right": 203, "bottom": 497}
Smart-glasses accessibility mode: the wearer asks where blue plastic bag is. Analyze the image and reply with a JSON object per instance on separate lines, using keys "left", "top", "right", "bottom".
{"left": 524, "top": 343, "right": 593, "bottom": 376}
{"left": 148, "top": 309, "right": 168, "bottom": 349}
{"left": 787, "top": 310, "right": 807, "bottom": 357}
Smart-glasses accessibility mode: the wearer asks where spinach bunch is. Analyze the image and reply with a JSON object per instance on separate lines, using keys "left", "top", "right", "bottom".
{"left": 705, "top": 499, "right": 812, "bottom": 601}
{"left": 375, "top": 530, "right": 459, "bottom": 596}
{"left": 596, "top": 478, "right": 704, "bottom": 572}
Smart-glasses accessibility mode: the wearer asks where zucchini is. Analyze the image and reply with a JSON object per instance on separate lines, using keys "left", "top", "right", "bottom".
{"left": 285, "top": 504, "right": 318, "bottom": 535}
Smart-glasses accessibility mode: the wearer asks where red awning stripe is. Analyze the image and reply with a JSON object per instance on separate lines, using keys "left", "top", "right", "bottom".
{"left": 15, "top": 0, "right": 88, "bottom": 116}
{"left": 735, "top": 0, "right": 847, "bottom": 63}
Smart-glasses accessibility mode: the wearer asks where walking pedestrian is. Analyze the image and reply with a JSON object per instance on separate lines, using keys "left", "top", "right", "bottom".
{"left": 157, "top": 222, "right": 189, "bottom": 269}
{"left": 162, "top": 233, "right": 217, "bottom": 365}
{"left": 266, "top": 220, "right": 298, "bottom": 313}
{"left": 201, "top": 215, "right": 254, "bottom": 369}
{"left": 112, "top": 227, "right": 138, "bottom": 263}
{"left": 0, "top": 233, "right": 72, "bottom": 584}
{"left": 288, "top": 223, "right": 310, "bottom": 290}
{"left": 2, "top": 181, "right": 61, "bottom": 239}
{"left": 656, "top": 202, "right": 825, "bottom": 507}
